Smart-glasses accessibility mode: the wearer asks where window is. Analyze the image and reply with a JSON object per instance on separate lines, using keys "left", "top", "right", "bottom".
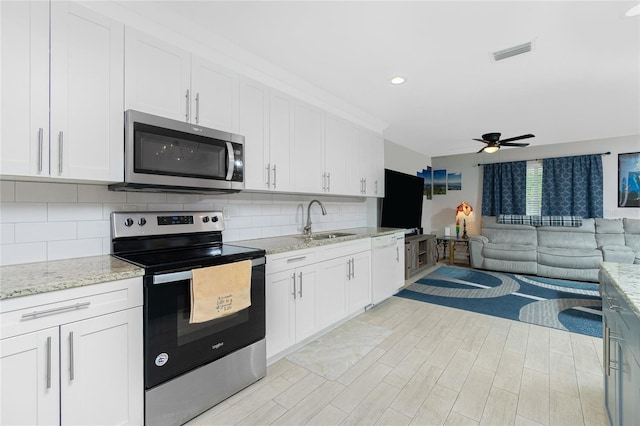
{"left": 526, "top": 160, "right": 543, "bottom": 215}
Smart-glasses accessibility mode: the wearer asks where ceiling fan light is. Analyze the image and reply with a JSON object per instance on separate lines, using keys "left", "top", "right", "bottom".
{"left": 483, "top": 146, "right": 500, "bottom": 154}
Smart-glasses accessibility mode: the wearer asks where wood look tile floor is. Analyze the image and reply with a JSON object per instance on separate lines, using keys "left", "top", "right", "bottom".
{"left": 186, "top": 272, "right": 605, "bottom": 426}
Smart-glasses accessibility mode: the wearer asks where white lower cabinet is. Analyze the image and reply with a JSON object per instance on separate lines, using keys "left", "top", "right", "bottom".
{"left": 0, "top": 278, "right": 143, "bottom": 426}
{"left": 266, "top": 239, "right": 372, "bottom": 360}
{"left": 265, "top": 250, "right": 318, "bottom": 359}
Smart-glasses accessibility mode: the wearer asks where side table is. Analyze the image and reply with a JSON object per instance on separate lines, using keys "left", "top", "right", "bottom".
{"left": 436, "top": 236, "right": 471, "bottom": 265}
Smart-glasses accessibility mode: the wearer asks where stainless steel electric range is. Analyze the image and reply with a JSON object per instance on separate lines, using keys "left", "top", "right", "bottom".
{"left": 111, "top": 211, "right": 266, "bottom": 426}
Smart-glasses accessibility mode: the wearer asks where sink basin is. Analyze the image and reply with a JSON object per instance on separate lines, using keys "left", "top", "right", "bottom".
{"left": 296, "top": 232, "right": 355, "bottom": 241}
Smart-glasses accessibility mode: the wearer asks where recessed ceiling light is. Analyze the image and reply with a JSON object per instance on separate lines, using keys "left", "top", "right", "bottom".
{"left": 626, "top": 3, "right": 640, "bottom": 16}
{"left": 390, "top": 76, "right": 406, "bottom": 85}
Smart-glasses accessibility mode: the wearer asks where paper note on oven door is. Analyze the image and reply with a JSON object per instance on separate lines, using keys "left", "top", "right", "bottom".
{"left": 189, "top": 260, "right": 252, "bottom": 323}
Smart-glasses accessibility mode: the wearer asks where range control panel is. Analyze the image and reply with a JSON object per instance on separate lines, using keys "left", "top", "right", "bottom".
{"left": 111, "top": 211, "right": 224, "bottom": 239}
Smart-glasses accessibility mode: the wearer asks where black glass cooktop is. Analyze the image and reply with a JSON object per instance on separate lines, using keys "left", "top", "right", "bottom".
{"left": 114, "top": 243, "right": 265, "bottom": 273}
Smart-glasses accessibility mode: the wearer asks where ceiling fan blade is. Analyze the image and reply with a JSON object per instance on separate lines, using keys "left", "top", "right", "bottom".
{"left": 500, "top": 142, "right": 530, "bottom": 147}
{"left": 476, "top": 147, "right": 487, "bottom": 153}
{"left": 473, "top": 139, "right": 487, "bottom": 143}
{"left": 499, "top": 134, "right": 535, "bottom": 143}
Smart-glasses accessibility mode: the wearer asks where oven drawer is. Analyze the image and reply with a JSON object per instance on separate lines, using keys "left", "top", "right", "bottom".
{"left": 0, "top": 278, "right": 143, "bottom": 339}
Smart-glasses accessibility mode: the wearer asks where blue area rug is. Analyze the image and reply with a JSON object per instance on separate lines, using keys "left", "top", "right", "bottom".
{"left": 396, "top": 266, "right": 602, "bottom": 338}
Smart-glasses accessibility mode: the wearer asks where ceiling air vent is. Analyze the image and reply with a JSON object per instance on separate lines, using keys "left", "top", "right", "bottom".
{"left": 493, "top": 42, "right": 532, "bottom": 61}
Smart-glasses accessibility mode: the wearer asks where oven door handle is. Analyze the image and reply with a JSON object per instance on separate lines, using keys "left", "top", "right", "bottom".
{"left": 152, "top": 257, "right": 266, "bottom": 285}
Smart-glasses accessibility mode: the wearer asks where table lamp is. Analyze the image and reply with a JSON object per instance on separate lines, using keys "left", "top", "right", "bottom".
{"left": 455, "top": 201, "right": 474, "bottom": 239}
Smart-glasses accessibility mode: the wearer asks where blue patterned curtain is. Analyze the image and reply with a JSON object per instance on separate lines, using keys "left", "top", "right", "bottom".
{"left": 481, "top": 161, "right": 527, "bottom": 216}
{"left": 541, "top": 154, "right": 603, "bottom": 217}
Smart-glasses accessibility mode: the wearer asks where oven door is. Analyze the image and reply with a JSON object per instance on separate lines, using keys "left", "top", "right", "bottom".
{"left": 144, "top": 258, "right": 265, "bottom": 389}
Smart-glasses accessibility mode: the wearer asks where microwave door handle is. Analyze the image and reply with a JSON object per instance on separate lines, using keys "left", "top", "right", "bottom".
{"left": 226, "top": 141, "right": 234, "bottom": 181}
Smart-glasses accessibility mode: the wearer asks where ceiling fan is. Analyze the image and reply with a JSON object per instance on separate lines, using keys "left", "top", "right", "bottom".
{"left": 474, "top": 132, "right": 535, "bottom": 154}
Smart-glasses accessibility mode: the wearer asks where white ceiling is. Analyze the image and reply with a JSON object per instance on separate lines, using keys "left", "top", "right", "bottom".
{"left": 132, "top": 1, "right": 639, "bottom": 157}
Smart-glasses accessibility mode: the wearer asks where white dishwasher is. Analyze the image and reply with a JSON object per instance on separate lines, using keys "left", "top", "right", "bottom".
{"left": 371, "top": 232, "right": 405, "bottom": 304}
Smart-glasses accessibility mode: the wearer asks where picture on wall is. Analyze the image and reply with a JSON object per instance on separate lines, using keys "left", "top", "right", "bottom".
{"left": 433, "top": 169, "right": 447, "bottom": 195}
{"left": 417, "top": 167, "right": 432, "bottom": 199}
{"left": 619, "top": 152, "right": 640, "bottom": 207}
{"left": 447, "top": 172, "right": 462, "bottom": 191}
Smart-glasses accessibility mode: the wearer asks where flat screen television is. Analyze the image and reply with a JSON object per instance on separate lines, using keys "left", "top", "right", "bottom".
{"left": 380, "top": 169, "right": 424, "bottom": 233}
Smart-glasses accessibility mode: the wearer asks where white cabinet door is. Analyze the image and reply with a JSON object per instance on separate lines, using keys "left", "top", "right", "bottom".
{"left": 60, "top": 307, "right": 143, "bottom": 426}
{"left": 292, "top": 101, "right": 324, "bottom": 194}
{"left": 269, "top": 92, "right": 293, "bottom": 192}
{"left": 324, "top": 115, "right": 348, "bottom": 195}
{"left": 293, "top": 264, "right": 318, "bottom": 342}
{"left": 125, "top": 28, "right": 190, "bottom": 122}
{"left": 50, "top": 2, "right": 124, "bottom": 182}
{"left": 348, "top": 251, "right": 372, "bottom": 314}
{"left": 370, "top": 134, "right": 385, "bottom": 197}
{"left": 0, "top": 1, "right": 49, "bottom": 178}
{"left": 317, "top": 257, "right": 349, "bottom": 330}
{"left": 265, "top": 269, "right": 296, "bottom": 359}
{"left": 345, "top": 124, "right": 363, "bottom": 195}
{"left": 191, "top": 57, "right": 238, "bottom": 132}
{"left": 239, "top": 79, "right": 270, "bottom": 191}
{"left": 0, "top": 328, "right": 59, "bottom": 426}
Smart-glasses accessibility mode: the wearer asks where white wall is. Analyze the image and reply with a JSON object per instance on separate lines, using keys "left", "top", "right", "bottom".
{"left": 383, "top": 139, "right": 432, "bottom": 233}
{"left": 430, "top": 135, "right": 640, "bottom": 236}
{"left": 0, "top": 181, "right": 368, "bottom": 266}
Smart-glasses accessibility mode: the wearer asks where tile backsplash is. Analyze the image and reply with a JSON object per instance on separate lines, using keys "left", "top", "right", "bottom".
{"left": 0, "top": 180, "right": 370, "bottom": 266}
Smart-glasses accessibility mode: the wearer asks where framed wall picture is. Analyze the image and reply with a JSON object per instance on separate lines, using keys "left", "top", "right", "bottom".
{"left": 618, "top": 152, "right": 640, "bottom": 207}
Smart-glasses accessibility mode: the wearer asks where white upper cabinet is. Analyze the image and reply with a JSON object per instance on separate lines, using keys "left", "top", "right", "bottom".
{"left": 125, "top": 28, "right": 191, "bottom": 122}
{"left": 125, "top": 29, "right": 238, "bottom": 133}
{"left": 292, "top": 101, "right": 324, "bottom": 194}
{"left": 267, "top": 91, "right": 293, "bottom": 192}
{"left": 239, "top": 78, "right": 270, "bottom": 191}
{"left": 1, "top": 1, "right": 124, "bottom": 182}
{"left": 323, "top": 114, "right": 348, "bottom": 195}
{"left": 0, "top": 1, "right": 49, "bottom": 178}
{"left": 50, "top": 2, "right": 124, "bottom": 182}
{"left": 370, "top": 133, "right": 385, "bottom": 197}
{"left": 191, "top": 57, "right": 238, "bottom": 132}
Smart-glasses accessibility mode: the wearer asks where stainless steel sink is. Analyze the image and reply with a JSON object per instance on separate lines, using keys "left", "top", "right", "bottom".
{"left": 296, "top": 232, "right": 355, "bottom": 241}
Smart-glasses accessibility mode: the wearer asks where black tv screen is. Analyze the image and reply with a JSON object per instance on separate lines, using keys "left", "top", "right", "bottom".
{"left": 380, "top": 169, "right": 424, "bottom": 231}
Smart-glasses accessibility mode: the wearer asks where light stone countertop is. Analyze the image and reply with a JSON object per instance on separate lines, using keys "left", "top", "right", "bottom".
{"left": 600, "top": 262, "right": 640, "bottom": 318}
{"left": 0, "top": 227, "right": 405, "bottom": 301}
{"left": 234, "top": 227, "right": 405, "bottom": 255}
{"left": 0, "top": 255, "right": 144, "bottom": 300}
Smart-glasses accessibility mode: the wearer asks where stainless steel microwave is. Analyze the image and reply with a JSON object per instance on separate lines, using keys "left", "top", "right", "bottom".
{"left": 109, "top": 110, "right": 244, "bottom": 194}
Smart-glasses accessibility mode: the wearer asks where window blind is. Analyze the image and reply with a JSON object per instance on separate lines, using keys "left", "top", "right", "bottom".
{"left": 526, "top": 160, "right": 543, "bottom": 215}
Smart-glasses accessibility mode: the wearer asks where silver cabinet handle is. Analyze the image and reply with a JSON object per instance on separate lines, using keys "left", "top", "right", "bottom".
{"left": 286, "top": 256, "right": 307, "bottom": 263}
{"left": 396, "top": 246, "right": 400, "bottom": 262}
{"left": 298, "top": 272, "right": 303, "bottom": 298}
{"left": 346, "top": 259, "right": 351, "bottom": 280}
{"left": 604, "top": 295, "right": 619, "bottom": 311}
{"left": 604, "top": 323, "right": 610, "bottom": 376}
{"left": 58, "top": 131, "right": 64, "bottom": 174}
{"left": 266, "top": 163, "right": 271, "bottom": 188}
{"left": 322, "top": 173, "right": 326, "bottom": 192}
{"left": 364, "top": 178, "right": 367, "bottom": 194}
{"left": 185, "top": 89, "right": 190, "bottom": 122}
{"left": 195, "top": 92, "right": 200, "bottom": 124}
{"left": 38, "top": 128, "right": 44, "bottom": 173}
{"left": 46, "top": 336, "right": 52, "bottom": 389}
{"left": 69, "top": 331, "right": 75, "bottom": 381}
{"left": 351, "top": 258, "right": 355, "bottom": 279}
{"left": 291, "top": 273, "right": 297, "bottom": 300}
{"left": 21, "top": 301, "right": 90, "bottom": 320}
{"left": 375, "top": 180, "right": 378, "bottom": 194}
{"left": 273, "top": 164, "right": 277, "bottom": 188}
{"left": 327, "top": 173, "right": 331, "bottom": 192}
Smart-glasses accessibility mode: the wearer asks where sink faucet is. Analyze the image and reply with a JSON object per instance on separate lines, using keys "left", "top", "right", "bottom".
{"left": 304, "top": 199, "right": 327, "bottom": 235}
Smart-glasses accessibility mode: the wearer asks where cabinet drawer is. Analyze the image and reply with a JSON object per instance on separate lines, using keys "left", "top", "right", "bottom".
{"left": 316, "top": 238, "right": 371, "bottom": 262}
{"left": 0, "top": 278, "right": 142, "bottom": 339}
{"left": 267, "top": 249, "right": 317, "bottom": 273}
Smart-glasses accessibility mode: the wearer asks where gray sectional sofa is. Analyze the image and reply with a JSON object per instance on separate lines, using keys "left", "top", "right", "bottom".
{"left": 469, "top": 216, "right": 640, "bottom": 282}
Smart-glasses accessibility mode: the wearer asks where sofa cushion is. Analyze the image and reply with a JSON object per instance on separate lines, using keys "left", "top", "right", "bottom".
{"left": 537, "top": 218, "right": 597, "bottom": 250}
{"left": 537, "top": 246, "right": 602, "bottom": 269}
{"left": 624, "top": 217, "right": 640, "bottom": 234}
{"left": 596, "top": 218, "right": 626, "bottom": 247}
{"left": 482, "top": 242, "right": 538, "bottom": 262}
{"left": 538, "top": 216, "right": 583, "bottom": 227}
